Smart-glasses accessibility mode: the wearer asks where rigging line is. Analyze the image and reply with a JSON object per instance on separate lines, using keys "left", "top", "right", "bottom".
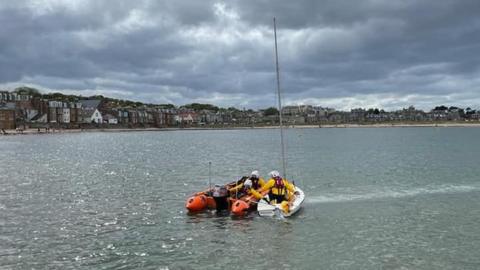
{"left": 208, "top": 161, "right": 212, "bottom": 191}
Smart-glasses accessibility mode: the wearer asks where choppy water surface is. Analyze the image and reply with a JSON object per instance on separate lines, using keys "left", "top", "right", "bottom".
{"left": 1, "top": 128, "right": 480, "bottom": 269}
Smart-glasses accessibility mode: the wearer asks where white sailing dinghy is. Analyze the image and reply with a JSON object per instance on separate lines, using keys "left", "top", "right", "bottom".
{"left": 258, "top": 18, "right": 305, "bottom": 218}
{"left": 257, "top": 186, "right": 305, "bottom": 217}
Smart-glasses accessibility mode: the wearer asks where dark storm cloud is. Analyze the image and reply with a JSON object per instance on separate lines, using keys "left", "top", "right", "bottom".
{"left": 1, "top": 0, "right": 480, "bottom": 109}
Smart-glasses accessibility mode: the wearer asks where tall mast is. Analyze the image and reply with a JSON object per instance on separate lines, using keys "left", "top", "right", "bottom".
{"left": 274, "top": 17, "right": 287, "bottom": 179}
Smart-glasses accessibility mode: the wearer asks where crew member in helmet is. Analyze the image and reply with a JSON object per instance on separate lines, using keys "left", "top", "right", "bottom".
{"left": 248, "top": 170, "right": 265, "bottom": 190}
{"left": 261, "top": 170, "right": 295, "bottom": 204}
{"left": 242, "top": 179, "right": 264, "bottom": 200}
{"left": 229, "top": 170, "right": 265, "bottom": 198}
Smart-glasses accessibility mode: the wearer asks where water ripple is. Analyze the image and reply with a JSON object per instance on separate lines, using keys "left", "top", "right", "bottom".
{"left": 2, "top": 129, "right": 480, "bottom": 269}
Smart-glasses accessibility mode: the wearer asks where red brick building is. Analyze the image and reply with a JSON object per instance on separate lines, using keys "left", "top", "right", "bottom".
{"left": 0, "top": 103, "right": 16, "bottom": 130}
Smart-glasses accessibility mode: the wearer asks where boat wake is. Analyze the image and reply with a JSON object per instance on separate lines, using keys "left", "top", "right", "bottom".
{"left": 306, "top": 184, "right": 478, "bottom": 204}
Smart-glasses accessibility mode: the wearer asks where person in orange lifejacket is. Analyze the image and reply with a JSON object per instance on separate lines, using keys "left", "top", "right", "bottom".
{"left": 261, "top": 170, "right": 295, "bottom": 204}
{"left": 229, "top": 170, "right": 265, "bottom": 198}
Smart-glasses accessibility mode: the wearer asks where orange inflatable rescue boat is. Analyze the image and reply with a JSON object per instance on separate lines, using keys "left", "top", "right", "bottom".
{"left": 185, "top": 181, "right": 237, "bottom": 212}
{"left": 185, "top": 177, "right": 265, "bottom": 215}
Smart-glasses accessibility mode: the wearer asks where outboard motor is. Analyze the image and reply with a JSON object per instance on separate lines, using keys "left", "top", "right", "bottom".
{"left": 212, "top": 184, "right": 229, "bottom": 211}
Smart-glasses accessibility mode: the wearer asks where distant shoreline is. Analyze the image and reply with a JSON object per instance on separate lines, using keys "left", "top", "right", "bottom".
{"left": 2, "top": 122, "right": 480, "bottom": 136}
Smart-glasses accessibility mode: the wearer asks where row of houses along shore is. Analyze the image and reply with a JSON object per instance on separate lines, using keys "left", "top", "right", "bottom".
{"left": 2, "top": 89, "right": 480, "bottom": 131}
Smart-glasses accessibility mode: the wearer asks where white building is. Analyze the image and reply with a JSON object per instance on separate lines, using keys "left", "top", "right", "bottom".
{"left": 62, "top": 108, "right": 70, "bottom": 123}
{"left": 103, "top": 114, "right": 118, "bottom": 124}
{"left": 82, "top": 108, "right": 103, "bottom": 124}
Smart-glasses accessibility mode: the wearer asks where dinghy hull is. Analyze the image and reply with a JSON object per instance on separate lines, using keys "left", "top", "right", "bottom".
{"left": 257, "top": 186, "right": 305, "bottom": 218}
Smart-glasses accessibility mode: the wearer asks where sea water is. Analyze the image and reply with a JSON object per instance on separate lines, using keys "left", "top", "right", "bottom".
{"left": 1, "top": 128, "right": 480, "bottom": 269}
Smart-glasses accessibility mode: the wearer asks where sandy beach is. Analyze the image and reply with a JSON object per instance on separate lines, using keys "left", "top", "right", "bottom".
{"left": 2, "top": 122, "right": 480, "bottom": 136}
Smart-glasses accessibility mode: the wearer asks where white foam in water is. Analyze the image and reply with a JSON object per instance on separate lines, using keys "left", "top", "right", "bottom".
{"left": 306, "top": 184, "right": 478, "bottom": 204}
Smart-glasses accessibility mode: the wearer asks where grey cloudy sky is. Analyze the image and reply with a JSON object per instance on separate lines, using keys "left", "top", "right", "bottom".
{"left": 1, "top": 0, "right": 480, "bottom": 110}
